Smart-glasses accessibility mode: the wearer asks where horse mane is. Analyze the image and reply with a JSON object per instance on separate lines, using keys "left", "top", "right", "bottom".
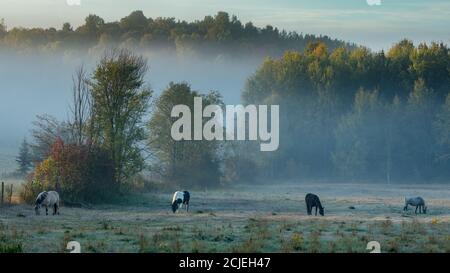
{"left": 317, "top": 198, "right": 323, "bottom": 210}
{"left": 36, "top": 191, "right": 48, "bottom": 204}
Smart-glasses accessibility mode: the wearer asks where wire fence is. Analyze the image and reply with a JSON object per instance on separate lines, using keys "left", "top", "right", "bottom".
{"left": 0, "top": 181, "right": 15, "bottom": 206}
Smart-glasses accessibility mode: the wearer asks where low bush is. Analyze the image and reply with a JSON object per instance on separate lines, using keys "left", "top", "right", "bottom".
{"left": 20, "top": 138, "right": 115, "bottom": 204}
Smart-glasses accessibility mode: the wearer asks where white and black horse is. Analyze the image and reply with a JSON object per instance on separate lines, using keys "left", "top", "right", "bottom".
{"left": 35, "top": 191, "right": 60, "bottom": 215}
{"left": 404, "top": 197, "right": 427, "bottom": 214}
{"left": 171, "top": 191, "right": 190, "bottom": 213}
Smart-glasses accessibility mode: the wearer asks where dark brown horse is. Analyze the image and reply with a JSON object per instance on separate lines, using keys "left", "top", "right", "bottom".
{"left": 305, "top": 193, "right": 324, "bottom": 216}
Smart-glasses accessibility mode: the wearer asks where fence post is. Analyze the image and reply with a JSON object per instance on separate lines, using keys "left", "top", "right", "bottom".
{"left": 9, "top": 184, "right": 13, "bottom": 204}
{"left": 1, "top": 181, "right": 4, "bottom": 206}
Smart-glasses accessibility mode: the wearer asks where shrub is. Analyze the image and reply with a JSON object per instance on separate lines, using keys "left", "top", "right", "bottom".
{"left": 21, "top": 138, "right": 115, "bottom": 203}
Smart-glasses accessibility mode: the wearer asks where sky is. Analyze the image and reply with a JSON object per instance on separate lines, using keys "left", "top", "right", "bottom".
{"left": 0, "top": 0, "right": 449, "bottom": 50}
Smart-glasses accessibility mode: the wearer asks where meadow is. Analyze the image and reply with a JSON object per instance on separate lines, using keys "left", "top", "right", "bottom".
{"left": 0, "top": 182, "right": 449, "bottom": 253}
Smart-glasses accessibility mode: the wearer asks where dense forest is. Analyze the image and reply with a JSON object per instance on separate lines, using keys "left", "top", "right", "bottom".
{"left": 241, "top": 40, "right": 450, "bottom": 183}
{"left": 0, "top": 11, "right": 352, "bottom": 57}
{"left": 4, "top": 12, "right": 449, "bottom": 203}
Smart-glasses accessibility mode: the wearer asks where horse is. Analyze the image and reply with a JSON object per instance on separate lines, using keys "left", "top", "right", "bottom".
{"left": 171, "top": 191, "right": 190, "bottom": 213}
{"left": 35, "top": 191, "right": 60, "bottom": 215}
{"left": 305, "top": 193, "right": 324, "bottom": 216}
{"left": 404, "top": 197, "right": 427, "bottom": 214}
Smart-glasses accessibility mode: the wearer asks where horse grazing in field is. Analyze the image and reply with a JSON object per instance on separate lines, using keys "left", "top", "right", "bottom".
{"left": 171, "top": 191, "right": 190, "bottom": 213}
{"left": 35, "top": 191, "right": 60, "bottom": 215}
{"left": 404, "top": 197, "right": 427, "bottom": 214}
{"left": 305, "top": 193, "right": 324, "bottom": 216}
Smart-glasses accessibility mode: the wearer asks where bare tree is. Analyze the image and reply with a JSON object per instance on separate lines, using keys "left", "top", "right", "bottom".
{"left": 69, "top": 65, "right": 92, "bottom": 146}
{"left": 30, "top": 114, "right": 71, "bottom": 162}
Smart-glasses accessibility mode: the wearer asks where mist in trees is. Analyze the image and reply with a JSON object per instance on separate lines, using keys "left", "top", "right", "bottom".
{"left": 21, "top": 50, "right": 152, "bottom": 202}
{"left": 242, "top": 40, "right": 450, "bottom": 183}
{"left": 148, "top": 82, "right": 223, "bottom": 188}
{"left": 0, "top": 11, "right": 353, "bottom": 161}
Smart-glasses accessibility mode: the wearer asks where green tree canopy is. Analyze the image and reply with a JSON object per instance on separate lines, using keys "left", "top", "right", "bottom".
{"left": 90, "top": 49, "right": 153, "bottom": 184}
{"left": 148, "top": 82, "right": 223, "bottom": 188}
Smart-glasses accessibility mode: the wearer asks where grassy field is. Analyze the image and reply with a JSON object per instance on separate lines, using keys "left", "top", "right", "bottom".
{"left": 0, "top": 183, "right": 449, "bottom": 253}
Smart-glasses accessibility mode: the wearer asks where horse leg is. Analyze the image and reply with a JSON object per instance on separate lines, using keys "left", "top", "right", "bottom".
{"left": 415, "top": 206, "right": 418, "bottom": 214}
{"left": 315, "top": 206, "right": 318, "bottom": 216}
{"left": 45, "top": 206, "right": 48, "bottom": 216}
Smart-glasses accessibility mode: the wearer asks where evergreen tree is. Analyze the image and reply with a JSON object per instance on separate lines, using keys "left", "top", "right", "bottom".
{"left": 16, "top": 138, "right": 33, "bottom": 175}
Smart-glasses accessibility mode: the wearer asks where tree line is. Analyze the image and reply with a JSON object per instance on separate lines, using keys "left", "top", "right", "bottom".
{"left": 0, "top": 11, "right": 352, "bottom": 57}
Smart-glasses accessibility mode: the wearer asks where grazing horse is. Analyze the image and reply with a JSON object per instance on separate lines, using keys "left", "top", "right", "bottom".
{"left": 35, "top": 191, "right": 60, "bottom": 215}
{"left": 404, "top": 197, "right": 427, "bottom": 214}
{"left": 171, "top": 191, "right": 190, "bottom": 213}
{"left": 305, "top": 193, "right": 324, "bottom": 216}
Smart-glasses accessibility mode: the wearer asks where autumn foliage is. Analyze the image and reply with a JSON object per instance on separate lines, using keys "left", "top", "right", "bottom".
{"left": 21, "top": 138, "right": 114, "bottom": 203}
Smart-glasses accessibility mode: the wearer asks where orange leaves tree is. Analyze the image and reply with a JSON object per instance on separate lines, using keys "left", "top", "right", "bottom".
{"left": 21, "top": 138, "right": 114, "bottom": 203}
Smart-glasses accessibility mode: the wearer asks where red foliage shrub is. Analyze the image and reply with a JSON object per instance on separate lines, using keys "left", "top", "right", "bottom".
{"left": 21, "top": 138, "right": 115, "bottom": 203}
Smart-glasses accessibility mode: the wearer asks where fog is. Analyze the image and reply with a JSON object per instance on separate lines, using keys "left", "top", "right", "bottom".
{"left": 0, "top": 49, "right": 262, "bottom": 167}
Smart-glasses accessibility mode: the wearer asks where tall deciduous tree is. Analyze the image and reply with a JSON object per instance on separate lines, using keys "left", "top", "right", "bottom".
{"left": 403, "top": 79, "right": 437, "bottom": 180}
{"left": 333, "top": 90, "right": 387, "bottom": 180}
{"left": 148, "top": 82, "right": 223, "bottom": 188}
{"left": 69, "top": 65, "right": 92, "bottom": 146}
{"left": 120, "top": 10, "right": 148, "bottom": 32}
{"left": 89, "top": 49, "right": 152, "bottom": 184}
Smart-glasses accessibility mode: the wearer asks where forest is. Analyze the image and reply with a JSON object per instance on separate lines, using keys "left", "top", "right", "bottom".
{"left": 0, "top": 11, "right": 351, "bottom": 57}
{"left": 241, "top": 40, "right": 450, "bottom": 184}
{"left": 2, "top": 11, "right": 449, "bottom": 204}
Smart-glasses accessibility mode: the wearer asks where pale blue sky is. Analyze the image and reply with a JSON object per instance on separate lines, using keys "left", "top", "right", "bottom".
{"left": 0, "top": 0, "right": 449, "bottom": 50}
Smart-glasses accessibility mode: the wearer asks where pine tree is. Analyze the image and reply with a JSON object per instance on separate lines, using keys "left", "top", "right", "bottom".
{"left": 16, "top": 138, "right": 33, "bottom": 175}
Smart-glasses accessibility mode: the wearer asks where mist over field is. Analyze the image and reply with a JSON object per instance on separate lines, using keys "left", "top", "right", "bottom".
{"left": 0, "top": 10, "right": 352, "bottom": 175}
{"left": 0, "top": 50, "right": 261, "bottom": 165}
